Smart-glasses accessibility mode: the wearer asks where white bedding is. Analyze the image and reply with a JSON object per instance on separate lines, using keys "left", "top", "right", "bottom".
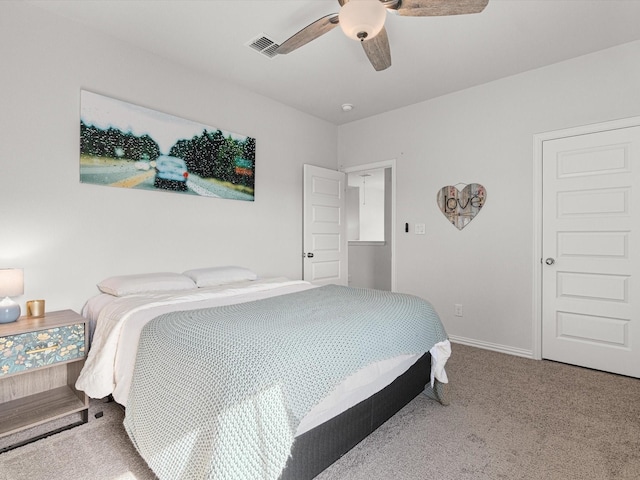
{"left": 77, "top": 278, "right": 449, "bottom": 436}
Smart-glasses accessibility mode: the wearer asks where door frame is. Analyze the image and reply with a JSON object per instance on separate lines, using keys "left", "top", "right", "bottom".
{"left": 342, "top": 159, "right": 397, "bottom": 291}
{"left": 532, "top": 115, "right": 640, "bottom": 360}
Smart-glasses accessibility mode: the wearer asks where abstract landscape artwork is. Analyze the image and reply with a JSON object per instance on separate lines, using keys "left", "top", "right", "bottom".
{"left": 80, "top": 90, "right": 255, "bottom": 201}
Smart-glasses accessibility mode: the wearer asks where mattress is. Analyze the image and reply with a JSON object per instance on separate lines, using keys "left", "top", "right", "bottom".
{"left": 78, "top": 278, "right": 448, "bottom": 436}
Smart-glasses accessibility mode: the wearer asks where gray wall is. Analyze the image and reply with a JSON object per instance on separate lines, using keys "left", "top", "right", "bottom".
{"left": 4, "top": 1, "right": 640, "bottom": 358}
{"left": 0, "top": 2, "right": 337, "bottom": 312}
{"left": 338, "top": 40, "right": 640, "bottom": 356}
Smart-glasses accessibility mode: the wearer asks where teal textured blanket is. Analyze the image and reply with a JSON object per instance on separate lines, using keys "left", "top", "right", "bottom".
{"left": 123, "top": 285, "right": 448, "bottom": 480}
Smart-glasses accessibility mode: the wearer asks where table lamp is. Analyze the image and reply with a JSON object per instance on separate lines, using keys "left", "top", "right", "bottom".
{"left": 0, "top": 268, "right": 24, "bottom": 323}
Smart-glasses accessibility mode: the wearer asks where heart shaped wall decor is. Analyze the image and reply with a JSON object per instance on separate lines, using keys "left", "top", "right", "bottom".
{"left": 437, "top": 183, "right": 486, "bottom": 230}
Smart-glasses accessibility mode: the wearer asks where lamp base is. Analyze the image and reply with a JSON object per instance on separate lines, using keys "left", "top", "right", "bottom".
{"left": 0, "top": 298, "right": 20, "bottom": 323}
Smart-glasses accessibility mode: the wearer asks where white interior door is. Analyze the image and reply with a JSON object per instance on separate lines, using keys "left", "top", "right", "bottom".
{"left": 542, "top": 126, "right": 640, "bottom": 378}
{"left": 303, "top": 164, "right": 347, "bottom": 285}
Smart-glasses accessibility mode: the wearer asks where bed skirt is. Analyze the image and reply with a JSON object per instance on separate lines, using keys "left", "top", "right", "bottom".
{"left": 279, "top": 352, "right": 432, "bottom": 480}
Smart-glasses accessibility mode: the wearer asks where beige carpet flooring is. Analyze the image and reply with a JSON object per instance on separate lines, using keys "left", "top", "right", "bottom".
{"left": 1, "top": 343, "right": 638, "bottom": 480}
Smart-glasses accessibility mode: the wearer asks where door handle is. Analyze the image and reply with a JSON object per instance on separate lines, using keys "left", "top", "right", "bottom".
{"left": 545, "top": 258, "right": 555, "bottom": 265}
{"left": 307, "top": 253, "right": 314, "bottom": 258}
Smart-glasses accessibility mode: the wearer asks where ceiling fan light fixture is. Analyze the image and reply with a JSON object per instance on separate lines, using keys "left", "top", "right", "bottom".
{"left": 339, "top": 0, "right": 387, "bottom": 42}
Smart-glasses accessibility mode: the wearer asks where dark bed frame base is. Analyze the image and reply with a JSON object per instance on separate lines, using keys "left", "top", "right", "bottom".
{"left": 280, "top": 353, "right": 432, "bottom": 480}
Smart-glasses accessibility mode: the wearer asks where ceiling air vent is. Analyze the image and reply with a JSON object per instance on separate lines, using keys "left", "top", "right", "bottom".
{"left": 246, "top": 34, "right": 280, "bottom": 58}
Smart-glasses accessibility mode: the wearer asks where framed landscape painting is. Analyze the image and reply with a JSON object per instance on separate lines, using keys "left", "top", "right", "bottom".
{"left": 80, "top": 90, "right": 255, "bottom": 201}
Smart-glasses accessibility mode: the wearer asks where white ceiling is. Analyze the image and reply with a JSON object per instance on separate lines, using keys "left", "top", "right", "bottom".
{"left": 26, "top": 0, "right": 640, "bottom": 125}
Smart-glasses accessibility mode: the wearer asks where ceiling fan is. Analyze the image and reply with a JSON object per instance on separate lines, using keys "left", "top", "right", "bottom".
{"left": 275, "top": 0, "right": 489, "bottom": 71}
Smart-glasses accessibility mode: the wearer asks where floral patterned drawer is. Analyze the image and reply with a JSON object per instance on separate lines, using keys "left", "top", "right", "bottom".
{"left": 0, "top": 323, "right": 85, "bottom": 377}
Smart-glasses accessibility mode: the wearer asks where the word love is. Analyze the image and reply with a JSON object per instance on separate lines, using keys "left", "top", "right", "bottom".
{"left": 436, "top": 184, "right": 486, "bottom": 230}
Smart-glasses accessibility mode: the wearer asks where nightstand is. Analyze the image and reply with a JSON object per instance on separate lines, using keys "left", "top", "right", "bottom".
{"left": 0, "top": 310, "right": 89, "bottom": 452}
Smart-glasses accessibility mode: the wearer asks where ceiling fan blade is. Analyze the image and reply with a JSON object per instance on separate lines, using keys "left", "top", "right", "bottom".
{"left": 362, "top": 26, "right": 391, "bottom": 71}
{"left": 393, "top": 0, "right": 489, "bottom": 16}
{"left": 275, "top": 13, "right": 340, "bottom": 54}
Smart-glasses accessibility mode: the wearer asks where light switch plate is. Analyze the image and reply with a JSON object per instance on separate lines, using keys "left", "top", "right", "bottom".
{"left": 415, "top": 223, "right": 426, "bottom": 235}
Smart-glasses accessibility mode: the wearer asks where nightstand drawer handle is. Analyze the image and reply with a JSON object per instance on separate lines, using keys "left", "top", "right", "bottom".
{"left": 26, "top": 344, "right": 60, "bottom": 355}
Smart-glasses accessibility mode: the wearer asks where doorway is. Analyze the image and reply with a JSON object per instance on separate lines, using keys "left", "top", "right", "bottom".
{"left": 534, "top": 117, "right": 640, "bottom": 377}
{"left": 342, "top": 159, "right": 396, "bottom": 291}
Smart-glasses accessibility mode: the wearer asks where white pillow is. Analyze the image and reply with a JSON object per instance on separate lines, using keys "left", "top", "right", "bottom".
{"left": 182, "top": 266, "right": 258, "bottom": 287}
{"left": 97, "top": 272, "right": 196, "bottom": 296}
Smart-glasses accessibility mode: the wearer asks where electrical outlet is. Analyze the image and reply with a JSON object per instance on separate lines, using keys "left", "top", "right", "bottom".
{"left": 454, "top": 304, "right": 463, "bottom": 317}
{"left": 415, "top": 223, "right": 426, "bottom": 235}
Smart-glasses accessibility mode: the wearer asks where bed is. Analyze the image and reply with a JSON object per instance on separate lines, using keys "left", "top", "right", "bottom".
{"left": 76, "top": 268, "right": 450, "bottom": 480}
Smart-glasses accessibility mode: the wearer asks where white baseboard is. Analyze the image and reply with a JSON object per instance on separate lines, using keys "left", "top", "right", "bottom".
{"left": 448, "top": 335, "right": 534, "bottom": 359}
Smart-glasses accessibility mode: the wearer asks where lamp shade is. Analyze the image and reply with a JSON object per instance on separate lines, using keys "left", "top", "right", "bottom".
{"left": 339, "top": 0, "right": 387, "bottom": 42}
{"left": 0, "top": 268, "right": 24, "bottom": 297}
